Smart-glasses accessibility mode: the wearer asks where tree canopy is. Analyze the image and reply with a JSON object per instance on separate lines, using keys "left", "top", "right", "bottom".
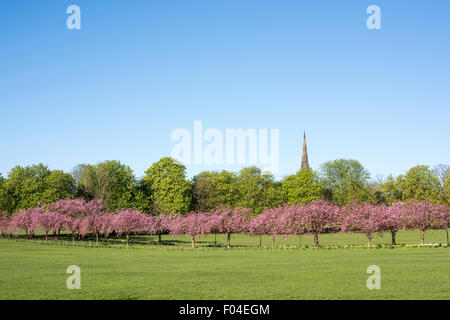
{"left": 319, "top": 159, "right": 371, "bottom": 205}
{"left": 142, "top": 157, "right": 192, "bottom": 215}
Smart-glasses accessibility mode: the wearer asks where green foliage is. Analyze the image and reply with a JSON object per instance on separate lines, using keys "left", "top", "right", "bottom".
{"left": 282, "top": 168, "right": 323, "bottom": 204}
{"left": 142, "top": 157, "right": 192, "bottom": 214}
{"left": 192, "top": 170, "right": 240, "bottom": 210}
{"left": 443, "top": 172, "right": 450, "bottom": 206}
{"left": 0, "top": 174, "right": 6, "bottom": 213}
{"left": 0, "top": 164, "right": 77, "bottom": 213}
{"left": 79, "top": 161, "right": 143, "bottom": 211}
{"left": 319, "top": 159, "right": 371, "bottom": 205}
{"left": 192, "top": 167, "right": 283, "bottom": 214}
{"left": 41, "top": 170, "right": 76, "bottom": 203}
{"left": 401, "top": 165, "right": 441, "bottom": 203}
{"left": 378, "top": 175, "right": 405, "bottom": 205}
{"left": 235, "top": 166, "right": 284, "bottom": 214}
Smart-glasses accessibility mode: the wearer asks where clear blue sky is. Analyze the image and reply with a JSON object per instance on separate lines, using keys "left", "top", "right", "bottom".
{"left": 1, "top": 0, "right": 449, "bottom": 180}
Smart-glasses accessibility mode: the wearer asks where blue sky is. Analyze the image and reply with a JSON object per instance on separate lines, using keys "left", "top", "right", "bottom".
{"left": 0, "top": 0, "right": 449, "bottom": 180}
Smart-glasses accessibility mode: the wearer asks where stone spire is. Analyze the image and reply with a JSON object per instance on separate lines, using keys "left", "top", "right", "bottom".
{"left": 301, "top": 131, "right": 309, "bottom": 169}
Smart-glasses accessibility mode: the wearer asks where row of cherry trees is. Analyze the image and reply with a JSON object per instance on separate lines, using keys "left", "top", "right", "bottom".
{"left": 0, "top": 199, "right": 449, "bottom": 248}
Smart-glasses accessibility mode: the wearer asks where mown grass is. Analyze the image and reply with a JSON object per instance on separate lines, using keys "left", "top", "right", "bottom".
{"left": 1, "top": 230, "right": 449, "bottom": 300}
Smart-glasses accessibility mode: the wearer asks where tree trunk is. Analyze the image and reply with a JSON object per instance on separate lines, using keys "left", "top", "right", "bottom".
{"left": 314, "top": 233, "right": 319, "bottom": 247}
{"left": 214, "top": 232, "right": 217, "bottom": 247}
{"left": 298, "top": 235, "right": 302, "bottom": 247}
{"left": 272, "top": 235, "right": 275, "bottom": 249}
{"left": 446, "top": 229, "right": 449, "bottom": 246}
{"left": 259, "top": 235, "right": 262, "bottom": 248}
{"left": 126, "top": 233, "right": 130, "bottom": 248}
{"left": 227, "top": 232, "right": 231, "bottom": 248}
{"left": 421, "top": 230, "right": 425, "bottom": 245}
{"left": 391, "top": 231, "right": 397, "bottom": 245}
{"left": 96, "top": 232, "right": 99, "bottom": 245}
{"left": 72, "top": 234, "right": 75, "bottom": 244}
{"left": 191, "top": 236, "right": 195, "bottom": 249}
{"left": 45, "top": 232, "right": 48, "bottom": 242}
{"left": 367, "top": 233, "right": 372, "bottom": 246}
{"left": 158, "top": 233, "right": 162, "bottom": 245}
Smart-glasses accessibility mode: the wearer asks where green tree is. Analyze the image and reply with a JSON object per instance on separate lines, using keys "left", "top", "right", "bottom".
{"left": 282, "top": 168, "right": 323, "bottom": 204}
{"left": 5, "top": 164, "right": 51, "bottom": 212}
{"left": 0, "top": 174, "right": 6, "bottom": 213}
{"left": 402, "top": 165, "right": 441, "bottom": 203}
{"left": 443, "top": 171, "right": 450, "bottom": 206}
{"left": 79, "top": 161, "right": 143, "bottom": 211}
{"left": 42, "top": 170, "right": 76, "bottom": 203}
{"left": 378, "top": 174, "right": 405, "bottom": 205}
{"left": 192, "top": 170, "right": 240, "bottom": 210}
{"left": 142, "top": 157, "right": 192, "bottom": 214}
{"left": 192, "top": 174, "right": 220, "bottom": 212}
{"left": 236, "top": 166, "right": 283, "bottom": 214}
{"left": 319, "top": 159, "right": 371, "bottom": 205}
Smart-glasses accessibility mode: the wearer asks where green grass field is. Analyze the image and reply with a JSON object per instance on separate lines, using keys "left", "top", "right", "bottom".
{"left": 1, "top": 230, "right": 449, "bottom": 300}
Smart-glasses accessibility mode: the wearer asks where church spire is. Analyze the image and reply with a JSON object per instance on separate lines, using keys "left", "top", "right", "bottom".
{"left": 301, "top": 131, "right": 309, "bottom": 169}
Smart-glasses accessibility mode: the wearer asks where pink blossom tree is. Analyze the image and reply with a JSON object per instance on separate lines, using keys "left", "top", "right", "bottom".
{"left": 10, "top": 209, "right": 34, "bottom": 238}
{"left": 301, "top": 200, "right": 339, "bottom": 247}
{"left": 79, "top": 214, "right": 105, "bottom": 245}
{"left": 403, "top": 200, "right": 441, "bottom": 244}
{"left": 253, "top": 207, "right": 285, "bottom": 248}
{"left": 377, "top": 203, "right": 406, "bottom": 245}
{"left": 247, "top": 215, "right": 266, "bottom": 247}
{"left": 0, "top": 214, "right": 11, "bottom": 238}
{"left": 280, "top": 204, "right": 308, "bottom": 247}
{"left": 32, "top": 210, "right": 66, "bottom": 242}
{"left": 342, "top": 203, "right": 384, "bottom": 246}
{"left": 170, "top": 212, "right": 209, "bottom": 248}
{"left": 113, "top": 209, "right": 146, "bottom": 247}
{"left": 213, "top": 206, "right": 250, "bottom": 248}
{"left": 435, "top": 204, "right": 450, "bottom": 245}
{"left": 145, "top": 214, "right": 171, "bottom": 245}
{"left": 99, "top": 213, "right": 115, "bottom": 241}
{"left": 206, "top": 210, "right": 221, "bottom": 247}
{"left": 78, "top": 200, "right": 106, "bottom": 244}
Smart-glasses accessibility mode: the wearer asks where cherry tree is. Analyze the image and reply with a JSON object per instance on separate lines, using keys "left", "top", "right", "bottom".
{"left": 280, "top": 204, "right": 308, "bottom": 247}
{"left": 435, "top": 204, "right": 450, "bottom": 245}
{"left": 213, "top": 206, "right": 250, "bottom": 248}
{"left": 32, "top": 210, "right": 66, "bottom": 242}
{"left": 170, "top": 212, "right": 209, "bottom": 248}
{"left": 403, "top": 200, "right": 440, "bottom": 244}
{"left": 10, "top": 209, "right": 34, "bottom": 238}
{"left": 254, "top": 207, "right": 285, "bottom": 248}
{"left": 301, "top": 200, "right": 339, "bottom": 246}
{"left": 206, "top": 210, "right": 221, "bottom": 247}
{"left": 113, "top": 209, "right": 146, "bottom": 247}
{"left": 145, "top": 215, "right": 171, "bottom": 245}
{"left": 342, "top": 203, "right": 385, "bottom": 246}
{"left": 49, "top": 198, "right": 88, "bottom": 219}
{"left": 78, "top": 200, "right": 106, "bottom": 244}
{"left": 79, "top": 213, "right": 105, "bottom": 245}
{"left": 0, "top": 214, "right": 11, "bottom": 238}
{"left": 100, "top": 214, "right": 115, "bottom": 242}
{"left": 377, "top": 203, "right": 406, "bottom": 245}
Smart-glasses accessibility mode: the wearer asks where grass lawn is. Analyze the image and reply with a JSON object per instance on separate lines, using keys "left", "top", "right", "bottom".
{"left": 1, "top": 230, "right": 449, "bottom": 300}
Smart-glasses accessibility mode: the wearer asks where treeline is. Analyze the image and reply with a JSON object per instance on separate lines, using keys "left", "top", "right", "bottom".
{"left": 0, "top": 157, "right": 449, "bottom": 215}
{"left": 1, "top": 199, "right": 449, "bottom": 248}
